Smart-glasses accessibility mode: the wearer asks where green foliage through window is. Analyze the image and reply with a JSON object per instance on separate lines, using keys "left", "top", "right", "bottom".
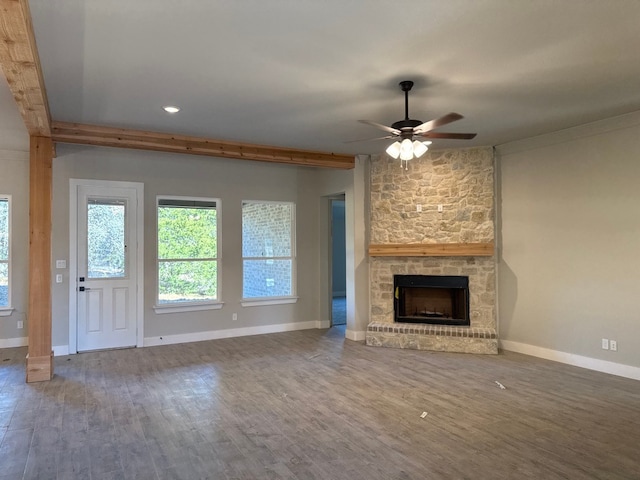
{"left": 157, "top": 198, "right": 218, "bottom": 304}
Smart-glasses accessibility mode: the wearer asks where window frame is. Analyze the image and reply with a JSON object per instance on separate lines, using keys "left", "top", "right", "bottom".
{"left": 0, "top": 194, "right": 11, "bottom": 316}
{"left": 154, "top": 195, "right": 222, "bottom": 314}
{"left": 241, "top": 200, "right": 297, "bottom": 306}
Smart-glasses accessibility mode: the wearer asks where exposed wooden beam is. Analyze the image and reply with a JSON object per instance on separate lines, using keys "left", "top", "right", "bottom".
{"left": 0, "top": 0, "right": 51, "bottom": 136}
{"left": 369, "top": 243, "right": 494, "bottom": 257}
{"left": 26, "top": 135, "right": 53, "bottom": 382}
{"left": 51, "top": 121, "right": 355, "bottom": 169}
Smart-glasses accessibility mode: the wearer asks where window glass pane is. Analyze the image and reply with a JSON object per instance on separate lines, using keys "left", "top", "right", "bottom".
{"left": 158, "top": 206, "right": 217, "bottom": 259}
{"left": 0, "top": 263, "right": 7, "bottom": 308}
{"left": 0, "top": 199, "right": 7, "bottom": 261}
{"left": 87, "top": 201, "right": 126, "bottom": 278}
{"left": 158, "top": 260, "right": 217, "bottom": 304}
{"left": 157, "top": 198, "right": 219, "bottom": 305}
{"left": 243, "top": 260, "right": 292, "bottom": 298}
{"left": 242, "top": 203, "right": 291, "bottom": 258}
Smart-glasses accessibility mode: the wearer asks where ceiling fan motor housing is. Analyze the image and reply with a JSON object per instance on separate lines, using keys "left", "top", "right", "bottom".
{"left": 392, "top": 118, "right": 423, "bottom": 139}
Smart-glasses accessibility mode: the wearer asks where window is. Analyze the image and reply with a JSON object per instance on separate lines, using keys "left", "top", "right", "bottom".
{"left": 242, "top": 201, "right": 295, "bottom": 302}
{"left": 156, "top": 197, "right": 219, "bottom": 310}
{"left": 87, "top": 198, "right": 126, "bottom": 279}
{"left": 0, "top": 196, "right": 10, "bottom": 313}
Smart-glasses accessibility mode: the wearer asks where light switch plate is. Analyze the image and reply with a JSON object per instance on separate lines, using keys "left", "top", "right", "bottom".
{"left": 56, "top": 260, "right": 66, "bottom": 269}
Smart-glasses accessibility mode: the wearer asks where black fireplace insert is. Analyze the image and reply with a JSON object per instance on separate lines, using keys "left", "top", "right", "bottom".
{"left": 394, "top": 275, "right": 470, "bottom": 326}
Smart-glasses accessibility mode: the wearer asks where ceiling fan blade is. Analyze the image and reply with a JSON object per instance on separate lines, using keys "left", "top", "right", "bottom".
{"left": 358, "top": 119, "right": 401, "bottom": 135}
{"left": 418, "top": 132, "right": 477, "bottom": 140}
{"left": 413, "top": 112, "right": 464, "bottom": 134}
{"left": 345, "top": 135, "right": 396, "bottom": 144}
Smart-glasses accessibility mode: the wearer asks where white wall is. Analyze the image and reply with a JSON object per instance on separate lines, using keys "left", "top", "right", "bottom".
{"left": 50, "top": 144, "right": 326, "bottom": 349}
{"left": 497, "top": 111, "right": 640, "bottom": 371}
{"left": 0, "top": 136, "right": 364, "bottom": 350}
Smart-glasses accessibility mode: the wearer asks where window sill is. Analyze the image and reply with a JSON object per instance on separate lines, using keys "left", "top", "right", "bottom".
{"left": 241, "top": 297, "right": 298, "bottom": 307}
{"left": 153, "top": 302, "right": 223, "bottom": 314}
{"left": 0, "top": 308, "right": 14, "bottom": 317}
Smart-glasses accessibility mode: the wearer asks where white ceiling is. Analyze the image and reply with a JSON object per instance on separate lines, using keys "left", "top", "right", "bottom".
{"left": 4, "top": 0, "right": 640, "bottom": 156}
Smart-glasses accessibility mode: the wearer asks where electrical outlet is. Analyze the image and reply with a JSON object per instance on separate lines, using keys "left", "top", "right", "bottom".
{"left": 17, "top": 320, "right": 23, "bottom": 329}
{"left": 602, "top": 338, "right": 609, "bottom": 350}
{"left": 416, "top": 204, "right": 422, "bottom": 212}
{"left": 232, "top": 313, "right": 238, "bottom": 321}
{"left": 610, "top": 340, "right": 617, "bottom": 351}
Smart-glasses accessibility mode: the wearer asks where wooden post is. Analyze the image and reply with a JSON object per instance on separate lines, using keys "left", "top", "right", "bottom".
{"left": 26, "top": 135, "right": 53, "bottom": 382}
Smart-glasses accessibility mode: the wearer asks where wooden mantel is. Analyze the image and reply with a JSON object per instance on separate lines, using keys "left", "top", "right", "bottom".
{"left": 368, "top": 243, "right": 494, "bottom": 257}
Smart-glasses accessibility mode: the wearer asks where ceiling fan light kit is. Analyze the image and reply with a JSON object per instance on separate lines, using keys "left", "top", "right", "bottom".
{"left": 386, "top": 139, "right": 432, "bottom": 168}
{"left": 358, "top": 80, "right": 477, "bottom": 169}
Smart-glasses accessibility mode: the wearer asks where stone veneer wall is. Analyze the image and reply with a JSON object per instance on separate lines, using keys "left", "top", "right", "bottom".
{"left": 367, "top": 147, "right": 497, "bottom": 353}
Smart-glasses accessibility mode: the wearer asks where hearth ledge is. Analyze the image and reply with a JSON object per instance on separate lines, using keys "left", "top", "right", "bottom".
{"left": 366, "top": 321, "right": 498, "bottom": 354}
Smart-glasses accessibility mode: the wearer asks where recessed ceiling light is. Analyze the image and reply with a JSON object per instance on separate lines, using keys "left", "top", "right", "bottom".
{"left": 162, "top": 105, "right": 181, "bottom": 114}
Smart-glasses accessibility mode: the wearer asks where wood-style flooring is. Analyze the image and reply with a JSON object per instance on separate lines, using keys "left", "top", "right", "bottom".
{"left": 1, "top": 327, "right": 639, "bottom": 479}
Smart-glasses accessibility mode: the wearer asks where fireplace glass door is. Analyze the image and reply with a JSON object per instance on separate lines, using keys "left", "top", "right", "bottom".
{"left": 394, "top": 275, "right": 470, "bottom": 326}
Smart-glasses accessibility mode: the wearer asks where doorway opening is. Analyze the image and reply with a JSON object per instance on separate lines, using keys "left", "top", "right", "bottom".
{"left": 330, "top": 197, "right": 346, "bottom": 328}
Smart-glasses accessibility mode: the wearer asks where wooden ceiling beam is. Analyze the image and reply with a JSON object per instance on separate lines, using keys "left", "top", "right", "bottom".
{"left": 52, "top": 121, "right": 355, "bottom": 169}
{"left": 0, "top": 0, "right": 51, "bottom": 136}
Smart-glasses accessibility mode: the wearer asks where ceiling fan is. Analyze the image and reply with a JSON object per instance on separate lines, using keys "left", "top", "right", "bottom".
{"left": 356, "top": 80, "right": 477, "bottom": 167}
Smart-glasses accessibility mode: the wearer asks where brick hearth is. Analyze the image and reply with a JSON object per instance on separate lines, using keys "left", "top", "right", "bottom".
{"left": 366, "top": 322, "right": 497, "bottom": 354}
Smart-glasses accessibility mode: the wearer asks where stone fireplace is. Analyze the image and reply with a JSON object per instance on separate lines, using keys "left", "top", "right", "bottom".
{"left": 366, "top": 147, "right": 498, "bottom": 354}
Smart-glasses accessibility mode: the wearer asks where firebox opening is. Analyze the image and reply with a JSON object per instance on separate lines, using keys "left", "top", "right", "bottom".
{"left": 394, "top": 275, "right": 470, "bottom": 326}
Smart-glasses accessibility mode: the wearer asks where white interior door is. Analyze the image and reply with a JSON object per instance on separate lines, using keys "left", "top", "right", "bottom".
{"left": 75, "top": 183, "right": 139, "bottom": 352}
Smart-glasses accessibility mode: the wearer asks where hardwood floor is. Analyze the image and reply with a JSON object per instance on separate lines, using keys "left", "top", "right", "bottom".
{"left": 1, "top": 328, "right": 639, "bottom": 479}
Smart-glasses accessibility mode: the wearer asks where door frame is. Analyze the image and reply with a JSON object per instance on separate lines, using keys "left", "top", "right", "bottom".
{"left": 68, "top": 179, "right": 144, "bottom": 354}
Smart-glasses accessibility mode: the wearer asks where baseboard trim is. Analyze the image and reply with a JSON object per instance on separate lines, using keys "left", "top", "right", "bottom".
{"left": 346, "top": 329, "right": 366, "bottom": 342}
{"left": 144, "top": 320, "right": 324, "bottom": 347}
{"left": 0, "top": 336, "right": 28, "bottom": 348}
{"left": 500, "top": 339, "right": 640, "bottom": 381}
{"left": 0, "top": 338, "right": 72, "bottom": 357}
{"left": 53, "top": 345, "right": 70, "bottom": 356}
{"left": 317, "top": 320, "right": 331, "bottom": 329}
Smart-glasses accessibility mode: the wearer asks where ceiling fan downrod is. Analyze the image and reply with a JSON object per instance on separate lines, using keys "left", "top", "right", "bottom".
{"left": 399, "top": 80, "right": 414, "bottom": 121}
{"left": 392, "top": 81, "right": 422, "bottom": 134}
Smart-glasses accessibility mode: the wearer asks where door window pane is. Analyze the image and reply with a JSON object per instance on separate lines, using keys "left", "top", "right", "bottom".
{"left": 87, "top": 199, "right": 126, "bottom": 278}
